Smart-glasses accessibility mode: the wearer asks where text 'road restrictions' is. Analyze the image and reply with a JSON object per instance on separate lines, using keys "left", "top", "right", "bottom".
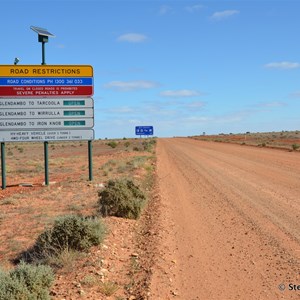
{"left": 0, "top": 65, "right": 93, "bottom": 77}
{"left": 0, "top": 129, "right": 94, "bottom": 142}
{"left": 0, "top": 118, "right": 94, "bottom": 130}
{"left": 0, "top": 98, "right": 94, "bottom": 108}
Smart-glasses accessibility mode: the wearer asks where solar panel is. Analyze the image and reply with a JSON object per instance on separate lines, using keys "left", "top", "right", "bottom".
{"left": 30, "top": 26, "right": 55, "bottom": 37}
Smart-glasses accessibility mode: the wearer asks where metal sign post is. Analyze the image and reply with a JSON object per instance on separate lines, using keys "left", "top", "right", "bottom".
{"left": 1, "top": 142, "right": 6, "bottom": 189}
{"left": 88, "top": 140, "right": 93, "bottom": 181}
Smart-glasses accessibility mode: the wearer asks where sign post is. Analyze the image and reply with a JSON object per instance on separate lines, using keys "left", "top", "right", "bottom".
{"left": 1, "top": 142, "right": 6, "bottom": 189}
{"left": 88, "top": 140, "right": 93, "bottom": 181}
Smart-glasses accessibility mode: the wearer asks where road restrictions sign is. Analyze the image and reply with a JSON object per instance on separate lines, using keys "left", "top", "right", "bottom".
{"left": 0, "top": 129, "right": 94, "bottom": 142}
{"left": 0, "top": 65, "right": 93, "bottom": 97}
{"left": 135, "top": 126, "right": 154, "bottom": 135}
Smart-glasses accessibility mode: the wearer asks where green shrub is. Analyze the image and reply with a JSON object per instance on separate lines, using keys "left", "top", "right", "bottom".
{"left": 45, "top": 249, "right": 82, "bottom": 271}
{"left": 98, "top": 178, "right": 146, "bottom": 219}
{"left": 292, "top": 144, "right": 300, "bottom": 151}
{"left": 107, "top": 141, "right": 117, "bottom": 148}
{"left": 0, "top": 261, "right": 54, "bottom": 300}
{"left": 124, "top": 141, "right": 131, "bottom": 148}
{"left": 0, "top": 269, "right": 28, "bottom": 300}
{"left": 33, "top": 215, "right": 106, "bottom": 259}
{"left": 142, "top": 139, "right": 156, "bottom": 152}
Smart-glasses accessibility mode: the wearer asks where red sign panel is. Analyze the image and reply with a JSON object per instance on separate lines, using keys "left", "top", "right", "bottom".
{"left": 0, "top": 86, "right": 93, "bottom": 97}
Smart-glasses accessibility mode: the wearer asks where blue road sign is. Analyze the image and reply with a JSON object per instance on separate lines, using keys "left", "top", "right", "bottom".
{"left": 135, "top": 126, "right": 154, "bottom": 135}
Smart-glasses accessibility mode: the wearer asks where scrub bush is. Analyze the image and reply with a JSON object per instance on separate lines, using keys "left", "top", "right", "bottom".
{"left": 107, "top": 141, "right": 118, "bottom": 148}
{"left": 142, "top": 139, "right": 156, "bottom": 152}
{"left": 33, "top": 215, "right": 106, "bottom": 259}
{"left": 0, "top": 261, "right": 54, "bottom": 300}
{"left": 98, "top": 178, "right": 146, "bottom": 219}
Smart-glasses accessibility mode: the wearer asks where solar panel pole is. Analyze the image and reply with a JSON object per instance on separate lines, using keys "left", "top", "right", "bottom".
{"left": 42, "top": 40, "right": 46, "bottom": 65}
{"left": 38, "top": 36, "right": 48, "bottom": 184}
{"left": 39, "top": 37, "right": 48, "bottom": 185}
{"left": 38, "top": 35, "right": 49, "bottom": 185}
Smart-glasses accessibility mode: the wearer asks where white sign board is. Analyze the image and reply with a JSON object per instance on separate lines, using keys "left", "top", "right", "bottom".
{"left": 0, "top": 108, "right": 94, "bottom": 119}
{"left": 0, "top": 118, "right": 94, "bottom": 130}
{"left": 0, "top": 98, "right": 94, "bottom": 108}
{"left": 0, "top": 129, "right": 94, "bottom": 142}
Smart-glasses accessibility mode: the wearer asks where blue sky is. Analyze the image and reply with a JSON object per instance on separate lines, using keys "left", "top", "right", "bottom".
{"left": 1, "top": 0, "right": 300, "bottom": 138}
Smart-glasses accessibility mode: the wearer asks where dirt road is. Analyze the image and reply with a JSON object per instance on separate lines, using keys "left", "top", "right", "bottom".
{"left": 150, "top": 138, "right": 300, "bottom": 300}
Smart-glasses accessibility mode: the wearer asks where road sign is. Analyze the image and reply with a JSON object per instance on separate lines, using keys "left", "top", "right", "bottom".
{"left": 0, "top": 65, "right": 94, "bottom": 97}
{"left": 0, "top": 108, "right": 94, "bottom": 119}
{"left": 0, "top": 65, "right": 93, "bottom": 77}
{"left": 0, "top": 118, "right": 94, "bottom": 130}
{"left": 0, "top": 98, "right": 94, "bottom": 109}
{"left": 0, "top": 129, "right": 94, "bottom": 142}
{"left": 135, "top": 126, "right": 154, "bottom": 135}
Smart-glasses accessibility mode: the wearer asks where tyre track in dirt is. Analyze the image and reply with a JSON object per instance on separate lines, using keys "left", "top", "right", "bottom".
{"left": 149, "top": 138, "right": 300, "bottom": 300}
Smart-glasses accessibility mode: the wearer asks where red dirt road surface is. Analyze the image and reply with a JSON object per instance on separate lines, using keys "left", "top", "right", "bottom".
{"left": 150, "top": 138, "right": 300, "bottom": 300}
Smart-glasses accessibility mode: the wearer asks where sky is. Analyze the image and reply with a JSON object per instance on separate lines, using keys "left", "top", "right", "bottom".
{"left": 1, "top": 0, "right": 300, "bottom": 138}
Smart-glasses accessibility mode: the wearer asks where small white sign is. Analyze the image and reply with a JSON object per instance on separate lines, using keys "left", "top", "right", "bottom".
{"left": 0, "top": 129, "right": 94, "bottom": 142}
{"left": 0, "top": 108, "right": 94, "bottom": 119}
{"left": 0, "top": 118, "right": 94, "bottom": 130}
{"left": 0, "top": 98, "right": 94, "bottom": 108}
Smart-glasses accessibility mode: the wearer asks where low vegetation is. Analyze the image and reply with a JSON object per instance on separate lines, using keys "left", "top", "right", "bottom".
{"left": 142, "top": 139, "right": 156, "bottom": 152}
{"left": 99, "top": 281, "right": 119, "bottom": 296}
{"left": 0, "top": 261, "right": 54, "bottom": 300}
{"left": 24, "top": 215, "right": 106, "bottom": 264}
{"left": 98, "top": 178, "right": 146, "bottom": 219}
{"left": 106, "top": 141, "right": 118, "bottom": 148}
{"left": 132, "top": 138, "right": 156, "bottom": 152}
{"left": 1, "top": 138, "right": 157, "bottom": 298}
{"left": 191, "top": 131, "right": 300, "bottom": 151}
